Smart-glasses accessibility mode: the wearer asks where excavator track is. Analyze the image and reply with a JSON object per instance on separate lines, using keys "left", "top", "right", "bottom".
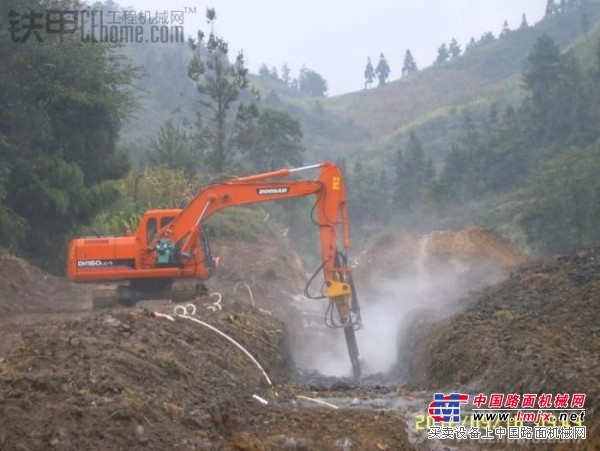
{"left": 170, "top": 281, "right": 207, "bottom": 304}
{"left": 91, "top": 280, "right": 207, "bottom": 310}
{"left": 92, "top": 287, "right": 124, "bottom": 310}
{"left": 91, "top": 286, "right": 141, "bottom": 310}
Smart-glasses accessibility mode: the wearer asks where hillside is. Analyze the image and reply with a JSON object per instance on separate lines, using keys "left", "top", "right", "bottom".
{"left": 296, "top": 1, "right": 600, "bottom": 165}
{"left": 248, "top": 3, "right": 593, "bottom": 168}
{"left": 326, "top": 4, "right": 600, "bottom": 134}
{"left": 208, "top": 2, "right": 600, "bottom": 169}
{"left": 117, "top": 1, "right": 600, "bottom": 168}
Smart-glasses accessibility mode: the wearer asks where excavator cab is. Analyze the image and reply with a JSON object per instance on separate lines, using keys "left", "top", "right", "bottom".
{"left": 135, "top": 209, "right": 218, "bottom": 275}
{"left": 142, "top": 210, "right": 180, "bottom": 267}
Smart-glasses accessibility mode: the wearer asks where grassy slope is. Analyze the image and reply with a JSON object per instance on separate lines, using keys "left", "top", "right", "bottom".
{"left": 257, "top": 2, "right": 600, "bottom": 167}
{"left": 327, "top": 5, "right": 600, "bottom": 135}
{"left": 118, "top": 2, "right": 600, "bottom": 170}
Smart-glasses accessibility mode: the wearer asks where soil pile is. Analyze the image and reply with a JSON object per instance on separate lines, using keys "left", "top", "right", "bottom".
{"left": 348, "top": 227, "right": 529, "bottom": 378}
{"left": 0, "top": 254, "right": 90, "bottom": 316}
{"left": 357, "top": 226, "right": 528, "bottom": 294}
{"left": 402, "top": 248, "right": 599, "bottom": 447}
{"left": 0, "top": 238, "right": 414, "bottom": 450}
{"left": 209, "top": 235, "right": 306, "bottom": 318}
{"left": 403, "top": 248, "right": 599, "bottom": 393}
{"left": 0, "top": 304, "right": 413, "bottom": 450}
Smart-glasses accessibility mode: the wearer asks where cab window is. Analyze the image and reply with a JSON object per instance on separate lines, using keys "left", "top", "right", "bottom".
{"left": 161, "top": 216, "right": 175, "bottom": 228}
{"left": 147, "top": 218, "right": 157, "bottom": 245}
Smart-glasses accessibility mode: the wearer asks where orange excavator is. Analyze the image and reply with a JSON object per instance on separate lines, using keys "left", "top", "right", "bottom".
{"left": 67, "top": 161, "right": 362, "bottom": 377}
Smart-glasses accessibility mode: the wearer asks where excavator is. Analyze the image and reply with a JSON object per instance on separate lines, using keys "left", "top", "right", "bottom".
{"left": 67, "top": 161, "right": 362, "bottom": 377}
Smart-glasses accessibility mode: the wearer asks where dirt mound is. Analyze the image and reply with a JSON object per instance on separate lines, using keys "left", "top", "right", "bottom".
{"left": 0, "top": 254, "right": 91, "bottom": 316}
{"left": 209, "top": 235, "right": 306, "bottom": 317}
{"left": 403, "top": 248, "right": 599, "bottom": 439}
{"left": 403, "top": 248, "right": 599, "bottom": 393}
{"left": 357, "top": 226, "right": 528, "bottom": 294}
{"left": 0, "top": 304, "right": 413, "bottom": 450}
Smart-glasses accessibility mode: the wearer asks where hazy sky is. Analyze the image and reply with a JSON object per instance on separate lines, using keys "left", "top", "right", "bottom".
{"left": 123, "top": 0, "right": 547, "bottom": 95}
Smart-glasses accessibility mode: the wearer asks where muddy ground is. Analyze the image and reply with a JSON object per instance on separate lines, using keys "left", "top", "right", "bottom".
{"left": 0, "top": 229, "right": 598, "bottom": 450}
{"left": 0, "top": 306, "right": 412, "bottom": 450}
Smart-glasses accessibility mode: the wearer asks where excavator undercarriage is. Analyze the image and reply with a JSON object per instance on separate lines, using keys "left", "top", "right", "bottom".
{"left": 92, "top": 279, "right": 207, "bottom": 309}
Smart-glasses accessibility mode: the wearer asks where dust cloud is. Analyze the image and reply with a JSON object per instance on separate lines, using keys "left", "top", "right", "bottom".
{"left": 289, "top": 229, "right": 522, "bottom": 379}
{"left": 355, "top": 261, "right": 484, "bottom": 377}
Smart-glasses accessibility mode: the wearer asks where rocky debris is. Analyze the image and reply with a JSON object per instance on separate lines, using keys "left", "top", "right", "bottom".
{"left": 403, "top": 248, "right": 599, "bottom": 393}
{"left": 0, "top": 303, "right": 414, "bottom": 450}
{"left": 0, "top": 254, "right": 91, "bottom": 315}
{"left": 402, "top": 248, "right": 599, "bottom": 450}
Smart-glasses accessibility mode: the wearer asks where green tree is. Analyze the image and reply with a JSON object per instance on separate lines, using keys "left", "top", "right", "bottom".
{"left": 0, "top": 0, "right": 137, "bottom": 269}
{"left": 402, "top": 49, "right": 418, "bottom": 76}
{"left": 270, "top": 66, "right": 279, "bottom": 80}
{"left": 258, "top": 63, "right": 270, "bottom": 78}
{"left": 281, "top": 63, "right": 291, "bottom": 85}
{"left": 298, "top": 67, "right": 328, "bottom": 96}
{"left": 364, "top": 57, "right": 375, "bottom": 88}
{"left": 545, "top": 0, "right": 558, "bottom": 16}
{"left": 394, "top": 131, "right": 434, "bottom": 211}
{"left": 523, "top": 34, "right": 562, "bottom": 95}
{"left": 188, "top": 8, "right": 257, "bottom": 172}
{"left": 147, "top": 119, "right": 205, "bottom": 177}
{"left": 485, "top": 105, "right": 530, "bottom": 191}
{"left": 437, "top": 146, "right": 466, "bottom": 203}
{"left": 7, "top": 157, "right": 120, "bottom": 265}
{"left": 448, "top": 39, "right": 461, "bottom": 59}
{"left": 438, "top": 115, "right": 489, "bottom": 201}
{"left": 349, "top": 161, "right": 389, "bottom": 227}
{"left": 242, "top": 108, "right": 304, "bottom": 172}
{"left": 375, "top": 53, "right": 391, "bottom": 86}
{"left": 522, "top": 34, "right": 584, "bottom": 151}
{"left": 517, "top": 146, "right": 600, "bottom": 254}
{"left": 465, "top": 37, "right": 477, "bottom": 52}
{"left": 559, "top": 0, "right": 568, "bottom": 12}
{"left": 393, "top": 149, "right": 410, "bottom": 210}
{"left": 478, "top": 32, "right": 496, "bottom": 46}
{"left": 501, "top": 20, "right": 511, "bottom": 36}
{"left": 435, "top": 44, "right": 449, "bottom": 64}
{"left": 520, "top": 14, "right": 529, "bottom": 29}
